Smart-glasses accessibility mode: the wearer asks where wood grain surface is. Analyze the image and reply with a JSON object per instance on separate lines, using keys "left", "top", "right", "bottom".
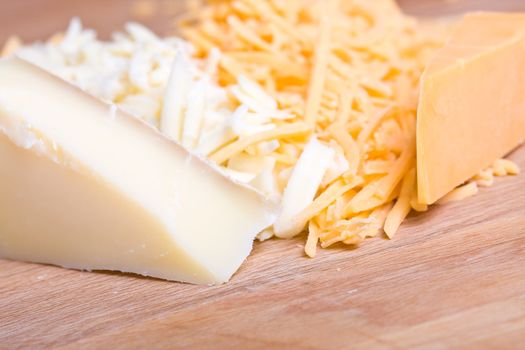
{"left": 1, "top": 1, "right": 525, "bottom": 349}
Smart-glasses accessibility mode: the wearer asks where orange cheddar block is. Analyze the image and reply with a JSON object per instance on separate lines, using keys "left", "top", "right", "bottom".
{"left": 417, "top": 12, "right": 525, "bottom": 204}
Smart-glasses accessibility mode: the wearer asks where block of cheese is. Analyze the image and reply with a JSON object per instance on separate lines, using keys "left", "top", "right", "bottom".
{"left": 0, "top": 57, "right": 278, "bottom": 284}
{"left": 417, "top": 12, "right": 525, "bottom": 204}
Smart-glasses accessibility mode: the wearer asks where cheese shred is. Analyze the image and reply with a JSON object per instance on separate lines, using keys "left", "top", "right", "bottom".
{"left": 304, "top": 0, "right": 338, "bottom": 126}
{"left": 209, "top": 122, "right": 311, "bottom": 164}
{"left": 437, "top": 182, "right": 479, "bottom": 205}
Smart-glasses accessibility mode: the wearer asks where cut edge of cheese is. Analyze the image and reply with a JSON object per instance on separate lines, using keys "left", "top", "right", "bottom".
{"left": 0, "top": 57, "right": 279, "bottom": 284}
{"left": 417, "top": 12, "right": 525, "bottom": 204}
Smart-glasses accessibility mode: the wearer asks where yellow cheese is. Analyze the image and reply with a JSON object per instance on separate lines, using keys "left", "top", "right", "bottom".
{"left": 437, "top": 182, "right": 479, "bottom": 205}
{"left": 417, "top": 12, "right": 525, "bottom": 204}
{"left": 0, "top": 57, "right": 278, "bottom": 284}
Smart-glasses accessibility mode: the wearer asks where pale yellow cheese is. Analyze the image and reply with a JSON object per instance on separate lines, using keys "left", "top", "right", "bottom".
{"left": 0, "top": 57, "right": 278, "bottom": 284}
{"left": 437, "top": 182, "right": 479, "bottom": 205}
{"left": 417, "top": 12, "right": 525, "bottom": 204}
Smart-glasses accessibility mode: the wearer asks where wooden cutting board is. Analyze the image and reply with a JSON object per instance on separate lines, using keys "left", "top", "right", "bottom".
{"left": 2, "top": 1, "right": 525, "bottom": 349}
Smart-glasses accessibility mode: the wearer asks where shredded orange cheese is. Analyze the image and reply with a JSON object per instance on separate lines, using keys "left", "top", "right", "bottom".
{"left": 304, "top": 0, "right": 338, "bottom": 126}
{"left": 437, "top": 182, "right": 479, "bottom": 205}
{"left": 209, "top": 122, "right": 311, "bottom": 164}
{"left": 179, "top": 0, "right": 465, "bottom": 255}
{"left": 384, "top": 167, "right": 415, "bottom": 238}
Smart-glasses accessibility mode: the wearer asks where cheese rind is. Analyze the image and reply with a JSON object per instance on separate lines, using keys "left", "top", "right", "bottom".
{"left": 0, "top": 57, "right": 278, "bottom": 284}
{"left": 417, "top": 12, "right": 525, "bottom": 204}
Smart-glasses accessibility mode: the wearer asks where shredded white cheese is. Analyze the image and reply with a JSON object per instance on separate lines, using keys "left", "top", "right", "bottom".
{"left": 274, "top": 136, "right": 334, "bottom": 238}
{"left": 16, "top": 19, "right": 315, "bottom": 205}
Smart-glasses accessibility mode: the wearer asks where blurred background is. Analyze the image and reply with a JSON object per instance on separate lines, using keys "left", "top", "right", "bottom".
{"left": 1, "top": 0, "right": 525, "bottom": 43}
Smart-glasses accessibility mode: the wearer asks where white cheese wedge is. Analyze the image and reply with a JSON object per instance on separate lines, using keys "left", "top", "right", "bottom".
{"left": 0, "top": 57, "right": 278, "bottom": 284}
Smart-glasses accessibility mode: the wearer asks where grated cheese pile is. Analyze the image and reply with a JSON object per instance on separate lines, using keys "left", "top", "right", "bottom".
{"left": 2, "top": 0, "right": 520, "bottom": 258}
{"left": 178, "top": 0, "right": 520, "bottom": 256}
{"left": 178, "top": 0, "right": 444, "bottom": 252}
